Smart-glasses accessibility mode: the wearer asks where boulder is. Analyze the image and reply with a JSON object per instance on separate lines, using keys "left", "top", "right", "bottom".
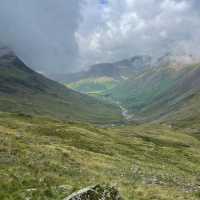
{"left": 64, "top": 184, "right": 123, "bottom": 200}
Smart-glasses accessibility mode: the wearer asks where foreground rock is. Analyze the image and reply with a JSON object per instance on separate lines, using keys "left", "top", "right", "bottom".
{"left": 64, "top": 185, "right": 123, "bottom": 200}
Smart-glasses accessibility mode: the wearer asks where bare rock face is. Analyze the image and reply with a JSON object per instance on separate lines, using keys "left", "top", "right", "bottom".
{"left": 64, "top": 185, "right": 124, "bottom": 200}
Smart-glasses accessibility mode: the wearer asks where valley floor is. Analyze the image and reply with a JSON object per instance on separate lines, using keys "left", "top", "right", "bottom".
{"left": 0, "top": 112, "right": 200, "bottom": 200}
{"left": 115, "top": 101, "right": 134, "bottom": 121}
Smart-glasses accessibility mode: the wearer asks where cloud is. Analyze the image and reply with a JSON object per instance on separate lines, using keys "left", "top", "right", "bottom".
{"left": 0, "top": 0, "right": 81, "bottom": 73}
{"left": 77, "top": 0, "right": 200, "bottom": 67}
{"left": 0, "top": 0, "right": 200, "bottom": 73}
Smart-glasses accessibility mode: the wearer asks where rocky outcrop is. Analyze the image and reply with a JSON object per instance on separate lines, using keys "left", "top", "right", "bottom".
{"left": 64, "top": 185, "right": 123, "bottom": 200}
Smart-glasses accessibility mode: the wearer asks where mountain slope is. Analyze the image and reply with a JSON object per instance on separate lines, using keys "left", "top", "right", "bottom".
{"left": 142, "top": 64, "right": 200, "bottom": 124}
{"left": 47, "top": 51, "right": 200, "bottom": 124}
{"left": 107, "top": 60, "right": 200, "bottom": 123}
{"left": 51, "top": 55, "right": 152, "bottom": 83}
{"left": 0, "top": 48, "right": 122, "bottom": 124}
{"left": 50, "top": 55, "right": 152, "bottom": 95}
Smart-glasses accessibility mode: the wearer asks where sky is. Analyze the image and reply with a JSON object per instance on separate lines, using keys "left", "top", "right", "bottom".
{"left": 0, "top": 0, "right": 200, "bottom": 73}
{"left": 0, "top": 0, "right": 81, "bottom": 73}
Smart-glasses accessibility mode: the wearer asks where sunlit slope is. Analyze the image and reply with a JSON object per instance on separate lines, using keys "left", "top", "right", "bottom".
{"left": 0, "top": 113, "right": 200, "bottom": 200}
{"left": 67, "top": 77, "right": 118, "bottom": 94}
{"left": 0, "top": 50, "right": 122, "bottom": 124}
{"left": 53, "top": 56, "right": 152, "bottom": 95}
{"left": 107, "top": 63, "right": 200, "bottom": 122}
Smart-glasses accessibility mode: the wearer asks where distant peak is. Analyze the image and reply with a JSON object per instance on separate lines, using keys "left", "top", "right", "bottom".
{"left": 157, "top": 52, "right": 200, "bottom": 70}
{"left": 0, "top": 47, "right": 15, "bottom": 58}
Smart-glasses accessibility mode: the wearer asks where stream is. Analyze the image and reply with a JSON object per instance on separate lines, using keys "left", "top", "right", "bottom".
{"left": 115, "top": 101, "right": 134, "bottom": 121}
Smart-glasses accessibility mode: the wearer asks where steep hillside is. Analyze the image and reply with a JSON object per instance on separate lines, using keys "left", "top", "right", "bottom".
{"left": 49, "top": 52, "right": 200, "bottom": 124}
{"left": 107, "top": 61, "right": 200, "bottom": 123}
{"left": 0, "top": 48, "right": 122, "bottom": 124}
{"left": 142, "top": 64, "right": 200, "bottom": 123}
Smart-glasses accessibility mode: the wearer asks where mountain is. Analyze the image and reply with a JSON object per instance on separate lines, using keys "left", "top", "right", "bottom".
{"left": 106, "top": 54, "right": 200, "bottom": 123}
{"left": 1, "top": 50, "right": 200, "bottom": 200}
{"left": 50, "top": 55, "right": 153, "bottom": 94}
{"left": 0, "top": 48, "right": 122, "bottom": 124}
{"left": 51, "top": 55, "right": 152, "bottom": 83}
{"left": 57, "top": 51, "right": 200, "bottom": 124}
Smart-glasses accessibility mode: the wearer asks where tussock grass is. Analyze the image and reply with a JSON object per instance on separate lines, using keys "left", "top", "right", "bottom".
{"left": 0, "top": 113, "right": 200, "bottom": 199}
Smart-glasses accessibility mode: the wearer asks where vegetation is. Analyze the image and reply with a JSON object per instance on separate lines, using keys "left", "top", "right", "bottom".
{"left": 64, "top": 54, "right": 200, "bottom": 124}
{"left": 0, "top": 53, "right": 123, "bottom": 124}
{"left": 1, "top": 112, "right": 200, "bottom": 200}
{"left": 104, "top": 64, "right": 200, "bottom": 122}
{"left": 1, "top": 50, "right": 200, "bottom": 200}
{"left": 67, "top": 77, "right": 118, "bottom": 94}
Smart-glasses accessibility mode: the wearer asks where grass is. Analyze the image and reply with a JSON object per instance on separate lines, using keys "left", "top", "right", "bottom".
{"left": 0, "top": 112, "right": 200, "bottom": 200}
{"left": 67, "top": 77, "right": 118, "bottom": 94}
{"left": 106, "top": 67, "right": 184, "bottom": 111}
{"left": 102, "top": 64, "right": 200, "bottom": 124}
{"left": 0, "top": 54, "right": 123, "bottom": 124}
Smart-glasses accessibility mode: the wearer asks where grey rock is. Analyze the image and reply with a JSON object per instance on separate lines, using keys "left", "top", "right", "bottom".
{"left": 64, "top": 185, "right": 123, "bottom": 200}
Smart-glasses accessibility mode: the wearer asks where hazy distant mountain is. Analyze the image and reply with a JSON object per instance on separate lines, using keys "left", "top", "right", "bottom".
{"left": 50, "top": 55, "right": 152, "bottom": 83}
{"left": 0, "top": 48, "right": 122, "bottom": 124}
{"left": 51, "top": 55, "right": 153, "bottom": 94}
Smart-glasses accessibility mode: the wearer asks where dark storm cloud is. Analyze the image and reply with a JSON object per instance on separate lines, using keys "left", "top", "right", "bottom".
{"left": 0, "top": 0, "right": 81, "bottom": 73}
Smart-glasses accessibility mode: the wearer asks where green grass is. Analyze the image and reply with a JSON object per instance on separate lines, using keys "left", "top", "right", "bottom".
{"left": 106, "top": 67, "right": 184, "bottom": 110}
{"left": 1, "top": 112, "right": 200, "bottom": 200}
{"left": 67, "top": 77, "right": 118, "bottom": 94}
{"left": 0, "top": 93, "right": 123, "bottom": 125}
{"left": 103, "top": 64, "right": 200, "bottom": 123}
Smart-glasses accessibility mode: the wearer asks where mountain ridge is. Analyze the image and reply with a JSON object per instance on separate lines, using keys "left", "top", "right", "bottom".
{"left": 60, "top": 52, "right": 200, "bottom": 124}
{"left": 0, "top": 48, "right": 122, "bottom": 124}
{"left": 50, "top": 55, "right": 153, "bottom": 83}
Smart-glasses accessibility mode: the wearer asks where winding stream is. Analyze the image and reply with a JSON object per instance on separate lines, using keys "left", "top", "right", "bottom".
{"left": 115, "top": 101, "right": 134, "bottom": 121}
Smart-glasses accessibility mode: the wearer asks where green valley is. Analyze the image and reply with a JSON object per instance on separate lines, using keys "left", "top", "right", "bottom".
{"left": 0, "top": 50, "right": 122, "bottom": 124}
{"left": 64, "top": 54, "right": 200, "bottom": 124}
{"left": 67, "top": 77, "right": 118, "bottom": 94}
{"left": 1, "top": 1, "right": 200, "bottom": 199}
{"left": 1, "top": 50, "right": 200, "bottom": 200}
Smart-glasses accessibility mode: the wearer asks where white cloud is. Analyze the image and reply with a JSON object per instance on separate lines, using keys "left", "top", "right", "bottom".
{"left": 161, "top": 0, "right": 188, "bottom": 12}
{"left": 77, "top": 0, "right": 200, "bottom": 67}
{"left": 0, "top": 0, "right": 200, "bottom": 72}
